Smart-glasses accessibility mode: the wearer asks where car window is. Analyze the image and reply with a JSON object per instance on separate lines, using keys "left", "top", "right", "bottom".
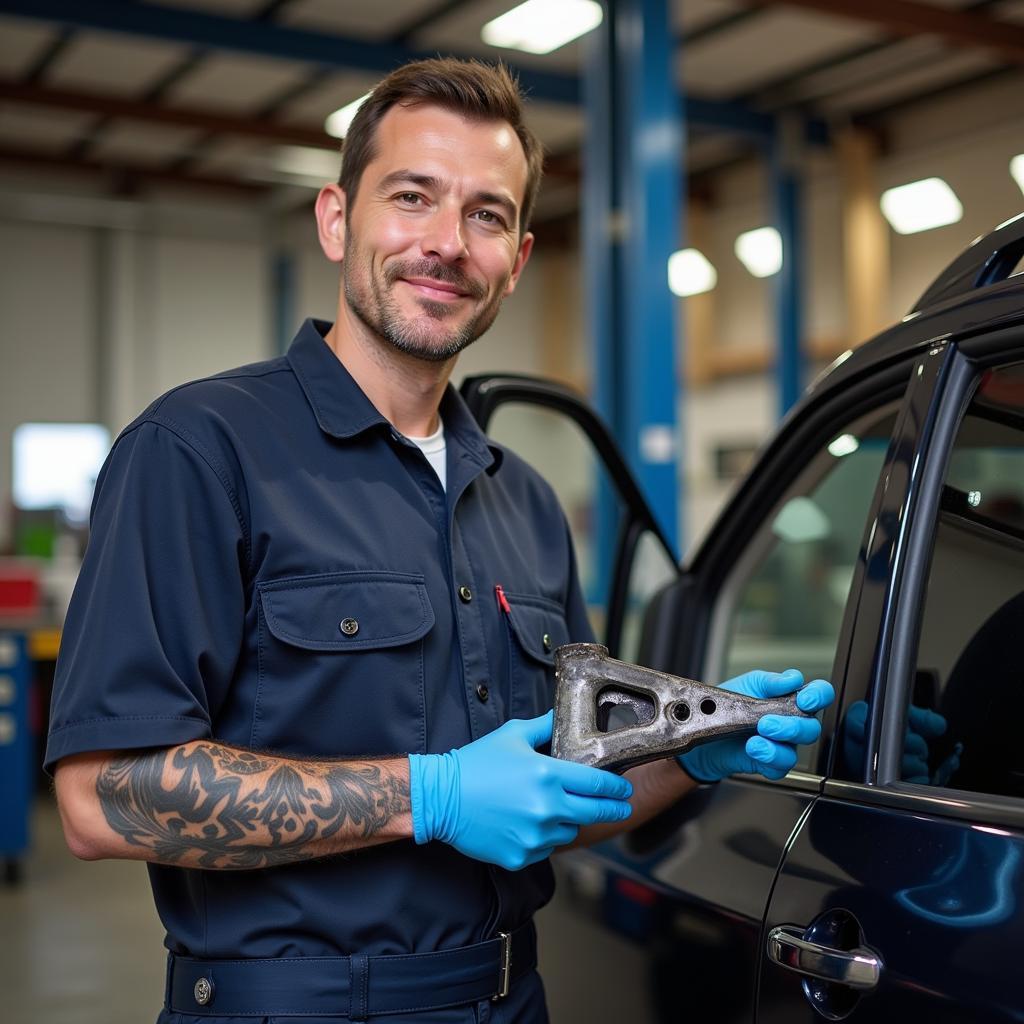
{"left": 904, "top": 362, "right": 1024, "bottom": 798}
{"left": 704, "top": 402, "right": 899, "bottom": 771}
{"left": 484, "top": 401, "right": 677, "bottom": 655}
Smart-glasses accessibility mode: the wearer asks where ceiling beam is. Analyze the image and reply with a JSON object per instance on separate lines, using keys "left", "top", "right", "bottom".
{"left": 677, "top": 8, "right": 765, "bottom": 47}
{"left": 0, "top": 0, "right": 832, "bottom": 142}
{"left": 0, "top": 0, "right": 582, "bottom": 103}
{"left": 20, "top": 26, "right": 76, "bottom": 83}
{"left": 0, "top": 143, "right": 269, "bottom": 194}
{"left": 740, "top": 0, "right": 1024, "bottom": 64}
{"left": 0, "top": 79, "right": 335, "bottom": 148}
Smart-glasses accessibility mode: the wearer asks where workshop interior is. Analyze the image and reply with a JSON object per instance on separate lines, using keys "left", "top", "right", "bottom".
{"left": 3, "top": 1, "right": 1024, "bottom": 1022}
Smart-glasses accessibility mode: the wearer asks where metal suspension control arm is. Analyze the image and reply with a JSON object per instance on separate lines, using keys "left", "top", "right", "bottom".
{"left": 551, "top": 643, "right": 809, "bottom": 774}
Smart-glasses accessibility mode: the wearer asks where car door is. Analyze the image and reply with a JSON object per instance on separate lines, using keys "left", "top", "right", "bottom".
{"left": 461, "top": 353, "right": 918, "bottom": 1023}
{"left": 759, "top": 336, "right": 1024, "bottom": 1022}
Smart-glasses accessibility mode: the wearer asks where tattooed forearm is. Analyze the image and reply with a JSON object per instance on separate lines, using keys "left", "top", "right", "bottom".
{"left": 94, "top": 742, "right": 412, "bottom": 869}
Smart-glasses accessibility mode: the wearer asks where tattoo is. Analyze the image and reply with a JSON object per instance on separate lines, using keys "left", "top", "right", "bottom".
{"left": 96, "top": 743, "right": 410, "bottom": 868}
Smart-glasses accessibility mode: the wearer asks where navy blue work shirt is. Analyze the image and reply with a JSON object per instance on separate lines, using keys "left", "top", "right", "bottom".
{"left": 46, "top": 318, "right": 594, "bottom": 960}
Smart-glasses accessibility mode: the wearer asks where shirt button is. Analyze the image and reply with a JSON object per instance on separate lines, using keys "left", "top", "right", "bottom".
{"left": 476, "top": 684, "right": 490, "bottom": 703}
{"left": 339, "top": 618, "right": 359, "bottom": 636}
{"left": 542, "top": 633, "right": 552, "bottom": 652}
{"left": 458, "top": 585, "right": 473, "bottom": 603}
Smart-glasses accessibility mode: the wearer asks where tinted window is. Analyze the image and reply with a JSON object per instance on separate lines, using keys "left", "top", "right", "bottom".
{"left": 705, "top": 403, "right": 898, "bottom": 771}
{"left": 908, "top": 363, "right": 1024, "bottom": 798}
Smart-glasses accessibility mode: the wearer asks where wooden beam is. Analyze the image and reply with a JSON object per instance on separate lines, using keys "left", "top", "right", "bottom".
{"left": 837, "top": 128, "right": 890, "bottom": 344}
{"left": 0, "top": 144, "right": 269, "bottom": 194}
{"left": 538, "top": 250, "right": 584, "bottom": 387}
{"left": 684, "top": 199, "right": 717, "bottom": 387}
{"left": 741, "top": 0, "right": 1024, "bottom": 63}
{"left": 0, "top": 79, "right": 336, "bottom": 149}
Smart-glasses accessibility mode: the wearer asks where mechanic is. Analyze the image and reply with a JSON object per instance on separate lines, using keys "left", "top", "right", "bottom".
{"left": 46, "top": 58, "right": 833, "bottom": 1024}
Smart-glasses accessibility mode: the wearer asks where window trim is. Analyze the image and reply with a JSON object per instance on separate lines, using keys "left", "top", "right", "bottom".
{"left": 823, "top": 779, "right": 1024, "bottom": 831}
{"left": 826, "top": 341, "right": 958, "bottom": 785}
{"left": 871, "top": 333, "right": 1024, "bottom": 815}
{"left": 873, "top": 347, "right": 976, "bottom": 787}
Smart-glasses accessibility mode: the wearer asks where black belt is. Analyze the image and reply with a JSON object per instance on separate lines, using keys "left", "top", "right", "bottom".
{"left": 165, "top": 922, "right": 536, "bottom": 1018}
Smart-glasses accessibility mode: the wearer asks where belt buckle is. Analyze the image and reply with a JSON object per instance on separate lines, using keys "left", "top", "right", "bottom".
{"left": 492, "top": 931, "right": 511, "bottom": 1001}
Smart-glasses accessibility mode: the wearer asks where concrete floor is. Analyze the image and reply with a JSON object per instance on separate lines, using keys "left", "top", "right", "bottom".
{"left": 2, "top": 798, "right": 653, "bottom": 1023}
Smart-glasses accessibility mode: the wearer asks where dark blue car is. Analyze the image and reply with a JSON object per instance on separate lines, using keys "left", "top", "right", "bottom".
{"left": 462, "top": 214, "right": 1024, "bottom": 1022}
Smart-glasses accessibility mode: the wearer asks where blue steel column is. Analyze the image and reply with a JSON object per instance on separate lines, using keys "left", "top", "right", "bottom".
{"left": 584, "top": 0, "right": 683, "bottom": 561}
{"left": 582, "top": 3, "right": 622, "bottom": 605}
{"left": 771, "top": 119, "right": 804, "bottom": 417}
{"left": 617, "top": 0, "right": 683, "bottom": 553}
{"left": 582, "top": 5, "right": 618, "bottom": 441}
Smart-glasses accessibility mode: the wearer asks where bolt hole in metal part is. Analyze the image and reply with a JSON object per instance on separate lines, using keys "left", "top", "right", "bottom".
{"left": 551, "top": 643, "right": 810, "bottom": 774}
{"left": 670, "top": 702, "right": 690, "bottom": 722}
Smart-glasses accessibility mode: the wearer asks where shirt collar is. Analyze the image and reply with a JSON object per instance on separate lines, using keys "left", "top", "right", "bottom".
{"left": 287, "top": 318, "right": 503, "bottom": 473}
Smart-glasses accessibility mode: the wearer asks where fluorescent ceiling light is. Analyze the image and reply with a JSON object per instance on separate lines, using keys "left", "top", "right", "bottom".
{"left": 1011, "top": 154, "right": 1024, "bottom": 197}
{"left": 482, "top": 0, "right": 603, "bottom": 55}
{"left": 827, "top": 433, "right": 860, "bottom": 458}
{"left": 880, "top": 177, "right": 963, "bottom": 235}
{"left": 735, "top": 226, "right": 783, "bottom": 278}
{"left": 667, "top": 248, "right": 717, "bottom": 297}
{"left": 325, "top": 92, "right": 370, "bottom": 139}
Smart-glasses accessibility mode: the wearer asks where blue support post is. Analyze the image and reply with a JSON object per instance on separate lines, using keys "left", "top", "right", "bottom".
{"left": 582, "top": 4, "right": 622, "bottom": 605}
{"left": 772, "top": 120, "right": 805, "bottom": 417}
{"left": 583, "top": 0, "right": 684, "bottom": 608}
{"left": 615, "top": 0, "right": 683, "bottom": 555}
{"left": 585, "top": 0, "right": 682, "bottom": 553}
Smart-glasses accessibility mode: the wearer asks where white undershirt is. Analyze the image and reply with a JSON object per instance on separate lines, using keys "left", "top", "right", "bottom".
{"left": 407, "top": 420, "right": 447, "bottom": 492}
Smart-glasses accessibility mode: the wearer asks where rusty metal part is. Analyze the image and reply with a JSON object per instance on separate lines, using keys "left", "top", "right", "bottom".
{"left": 551, "top": 643, "right": 810, "bottom": 774}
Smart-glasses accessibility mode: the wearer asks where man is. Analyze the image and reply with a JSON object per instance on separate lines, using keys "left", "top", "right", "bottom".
{"left": 47, "top": 58, "right": 832, "bottom": 1023}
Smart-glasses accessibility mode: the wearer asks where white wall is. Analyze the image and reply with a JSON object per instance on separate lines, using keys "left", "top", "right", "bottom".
{"left": 148, "top": 235, "right": 271, "bottom": 397}
{"left": 0, "top": 192, "right": 275, "bottom": 549}
{"left": 0, "top": 220, "right": 97, "bottom": 550}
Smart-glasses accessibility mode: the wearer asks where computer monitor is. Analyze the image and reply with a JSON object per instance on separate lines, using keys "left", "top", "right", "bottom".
{"left": 12, "top": 422, "right": 111, "bottom": 527}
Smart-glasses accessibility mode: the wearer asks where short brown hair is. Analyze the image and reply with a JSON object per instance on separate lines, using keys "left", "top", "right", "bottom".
{"left": 339, "top": 58, "right": 544, "bottom": 234}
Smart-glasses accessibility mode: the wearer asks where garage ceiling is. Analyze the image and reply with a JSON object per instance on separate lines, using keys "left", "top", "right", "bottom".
{"left": 0, "top": 0, "right": 1022, "bottom": 222}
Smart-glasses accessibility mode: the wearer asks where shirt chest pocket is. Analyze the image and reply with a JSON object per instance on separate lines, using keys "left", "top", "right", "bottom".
{"left": 255, "top": 571, "right": 434, "bottom": 756}
{"left": 501, "top": 593, "right": 572, "bottom": 720}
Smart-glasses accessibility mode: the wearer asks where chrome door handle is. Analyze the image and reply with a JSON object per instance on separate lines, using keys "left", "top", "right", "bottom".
{"left": 767, "top": 925, "right": 883, "bottom": 991}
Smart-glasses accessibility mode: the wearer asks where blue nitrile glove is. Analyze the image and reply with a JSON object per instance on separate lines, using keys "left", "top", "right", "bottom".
{"left": 678, "top": 669, "right": 834, "bottom": 782}
{"left": 843, "top": 700, "right": 962, "bottom": 785}
{"left": 408, "top": 711, "right": 634, "bottom": 871}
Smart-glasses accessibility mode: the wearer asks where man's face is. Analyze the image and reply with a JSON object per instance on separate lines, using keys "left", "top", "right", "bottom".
{"left": 339, "top": 103, "right": 533, "bottom": 362}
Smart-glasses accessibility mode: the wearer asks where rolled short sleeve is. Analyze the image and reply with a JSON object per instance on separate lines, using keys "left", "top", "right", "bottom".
{"left": 45, "top": 420, "right": 248, "bottom": 774}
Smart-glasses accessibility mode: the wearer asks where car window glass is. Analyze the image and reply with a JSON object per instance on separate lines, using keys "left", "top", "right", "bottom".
{"left": 619, "top": 530, "right": 678, "bottom": 664}
{"left": 486, "top": 403, "right": 624, "bottom": 642}
{"left": 705, "top": 402, "right": 899, "bottom": 772}
{"left": 905, "top": 362, "right": 1024, "bottom": 797}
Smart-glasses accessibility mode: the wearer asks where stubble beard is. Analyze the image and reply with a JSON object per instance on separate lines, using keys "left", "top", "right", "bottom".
{"left": 343, "top": 240, "right": 508, "bottom": 363}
